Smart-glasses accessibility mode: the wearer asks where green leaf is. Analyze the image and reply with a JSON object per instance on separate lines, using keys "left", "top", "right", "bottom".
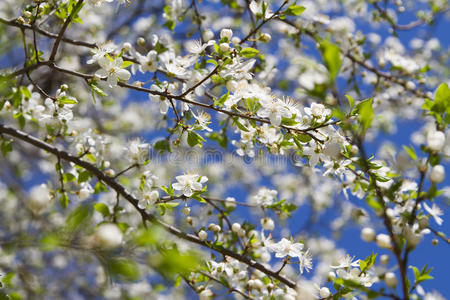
{"left": 355, "top": 98, "right": 374, "bottom": 132}
{"left": 233, "top": 118, "right": 249, "bottom": 132}
{"left": 240, "top": 47, "right": 259, "bottom": 58}
{"left": 20, "top": 86, "right": 31, "bottom": 99}
{"left": 89, "top": 81, "right": 108, "bottom": 105}
{"left": 40, "top": 234, "right": 61, "bottom": 251}
{"left": 161, "top": 185, "right": 174, "bottom": 196}
{"left": 58, "top": 96, "right": 78, "bottom": 105}
{"left": 60, "top": 193, "right": 69, "bottom": 209}
{"left": 434, "top": 83, "right": 450, "bottom": 113}
{"left": 154, "top": 139, "right": 171, "bottom": 153}
{"left": 206, "top": 59, "right": 218, "bottom": 66}
{"left": 402, "top": 145, "right": 417, "bottom": 161}
{"left": 66, "top": 204, "right": 92, "bottom": 231}
{"left": 1, "top": 140, "right": 12, "bottom": 156}
{"left": 94, "top": 203, "right": 110, "bottom": 217}
{"left": 360, "top": 253, "right": 377, "bottom": 273}
{"left": 121, "top": 61, "right": 133, "bottom": 68}
{"left": 187, "top": 131, "right": 205, "bottom": 147}
{"left": 281, "top": 117, "right": 299, "bottom": 126}
{"left": 285, "top": 4, "right": 306, "bottom": 16}
{"left": 345, "top": 95, "right": 355, "bottom": 110}
{"left": 108, "top": 258, "right": 141, "bottom": 281}
{"left": 296, "top": 133, "right": 312, "bottom": 143}
{"left": 319, "top": 40, "right": 342, "bottom": 81}
{"left": 63, "top": 173, "right": 76, "bottom": 182}
{"left": 94, "top": 181, "right": 108, "bottom": 194}
{"left": 78, "top": 170, "right": 91, "bottom": 183}
{"left": 215, "top": 91, "right": 229, "bottom": 107}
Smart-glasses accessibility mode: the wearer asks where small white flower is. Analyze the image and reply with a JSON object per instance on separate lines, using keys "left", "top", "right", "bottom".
{"left": 250, "top": 187, "right": 277, "bottom": 206}
{"left": 96, "top": 57, "right": 131, "bottom": 87}
{"left": 423, "top": 203, "right": 444, "bottom": 225}
{"left": 261, "top": 217, "right": 275, "bottom": 230}
{"left": 267, "top": 238, "right": 304, "bottom": 258}
{"left": 149, "top": 84, "right": 172, "bottom": 115}
{"left": 331, "top": 255, "right": 359, "bottom": 269}
{"left": 137, "top": 50, "right": 158, "bottom": 73}
{"left": 172, "top": 174, "right": 208, "bottom": 197}
{"left": 87, "top": 42, "right": 115, "bottom": 64}
{"left": 126, "top": 138, "right": 149, "bottom": 164}
{"left": 257, "top": 97, "right": 292, "bottom": 126}
{"left": 304, "top": 103, "right": 331, "bottom": 121}
{"left": 193, "top": 111, "right": 213, "bottom": 132}
{"left": 185, "top": 39, "right": 214, "bottom": 55}
{"left": 139, "top": 190, "right": 159, "bottom": 209}
{"left": 299, "top": 249, "right": 313, "bottom": 274}
{"left": 249, "top": 1, "right": 274, "bottom": 19}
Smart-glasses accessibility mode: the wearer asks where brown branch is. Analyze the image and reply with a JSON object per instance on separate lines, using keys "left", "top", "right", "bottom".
{"left": 49, "top": 0, "right": 84, "bottom": 61}
{"left": 0, "top": 123, "right": 297, "bottom": 289}
{"left": 239, "top": 0, "right": 288, "bottom": 45}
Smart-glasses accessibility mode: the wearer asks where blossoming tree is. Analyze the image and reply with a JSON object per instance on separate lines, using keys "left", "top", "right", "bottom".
{"left": 0, "top": 0, "right": 449, "bottom": 299}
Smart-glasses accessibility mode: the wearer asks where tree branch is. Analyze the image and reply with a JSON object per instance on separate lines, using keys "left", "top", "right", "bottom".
{"left": 0, "top": 123, "right": 297, "bottom": 289}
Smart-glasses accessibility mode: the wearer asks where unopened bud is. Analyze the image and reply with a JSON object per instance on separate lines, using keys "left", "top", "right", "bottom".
{"left": 137, "top": 37, "right": 146, "bottom": 47}
{"left": 123, "top": 42, "right": 132, "bottom": 52}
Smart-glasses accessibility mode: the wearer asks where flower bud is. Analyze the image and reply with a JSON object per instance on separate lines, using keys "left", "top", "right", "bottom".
{"left": 182, "top": 206, "right": 191, "bottom": 215}
{"left": 231, "top": 37, "right": 241, "bottom": 44}
{"left": 380, "top": 254, "right": 390, "bottom": 264}
{"left": 186, "top": 216, "right": 193, "bottom": 225}
{"left": 212, "top": 224, "right": 221, "bottom": 233}
{"left": 123, "top": 42, "right": 132, "bottom": 52}
{"left": 105, "top": 169, "right": 115, "bottom": 177}
{"left": 137, "top": 37, "right": 146, "bottom": 47}
{"left": 328, "top": 271, "right": 336, "bottom": 281}
{"left": 361, "top": 227, "right": 376, "bottom": 242}
{"left": 78, "top": 187, "right": 91, "bottom": 200}
{"left": 426, "top": 131, "right": 445, "bottom": 151}
{"left": 199, "top": 289, "right": 213, "bottom": 300}
{"left": 232, "top": 223, "right": 241, "bottom": 233}
{"left": 220, "top": 28, "right": 233, "bottom": 40}
{"left": 237, "top": 228, "right": 246, "bottom": 237}
{"left": 384, "top": 272, "right": 397, "bottom": 288}
{"left": 203, "top": 29, "right": 214, "bottom": 42}
{"left": 93, "top": 223, "right": 123, "bottom": 249}
{"left": 260, "top": 251, "right": 271, "bottom": 262}
{"left": 225, "top": 197, "right": 236, "bottom": 209}
{"left": 198, "top": 230, "right": 208, "bottom": 241}
{"left": 430, "top": 165, "right": 445, "bottom": 183}
{"left": 219, "top": 43, "right": 230, "bottom": 52}
{"left": 376, "top": 233, "right": 391, "bottom": 249}
{"left": 406, "top": 81, "right": 416, "bottom": 90}
{"left": 260, "top": 33, "right": 272, "bottom": 43}
{"left": 418, "top": 217, "right": 429, "bottom": 229}
{"left": 261, "top": 217, "right": 274, "bottom": 231}
{"left": 24, "top": 11, "right": 32, "bottom": 18}
{"left": 92, "top": 74, "right": 101, "bottom": 82}
{"left": 319, "top": 287, "right": 331, "bottom": 298}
